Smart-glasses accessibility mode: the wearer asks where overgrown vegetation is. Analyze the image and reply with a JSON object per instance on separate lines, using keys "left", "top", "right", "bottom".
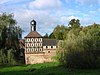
{"left": 0, "top": 13, "right": 22, "bottom": 65}
{"left": 55, "top": 19, "right": 100, "bottom": 69}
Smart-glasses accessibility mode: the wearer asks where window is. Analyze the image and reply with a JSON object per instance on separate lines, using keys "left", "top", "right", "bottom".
{"left": 39, "top": 38, "right": 42, "bottom": 42}
{"left": 27, "top": 49, "right": 29, "bottom": 52}
{"left": 40, "top": 48, "right": 42, "bottom": 52}
{"left": 28, "top": 44, "right": 30, "bottom": 47}
{"left": 31, "top": 38, "right": 34, "bottom": 42}
{"left": 46, "top": 46, "right": 48, "bottom": 48}
{"left": 35, "top": 38, "right": 38, "bottom": 42}
{"left": 51, "top": 46, "right": 53, "bottom": 48}
{"left": 37, "top": 48, "right": 38, "bottom": 52}
{"left": 35, "top": 43, "right": 37, "bottom": 47}
{"left": 40, "top": 43, "right": 42, "bottom": 46}
{"left": 37, "top": 43, "right": 38, "bottom": 46}
{"left": 39, "top": 48, "right": 41, "bottom": 52}
{"left": 28, "top": 38, "right": 30, "bottom": 42}
{"left": 48, "top": 51, "right": 50, "bottom": 53}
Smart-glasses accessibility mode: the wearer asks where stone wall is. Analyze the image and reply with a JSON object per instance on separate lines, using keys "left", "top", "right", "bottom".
{"left": 25, "top": 49, "right": 56, "bottom": 64}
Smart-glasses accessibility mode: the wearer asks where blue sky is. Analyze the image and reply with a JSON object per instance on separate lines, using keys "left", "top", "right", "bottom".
{"left": 0, "top": 0, "right": 100, "bottom": 38}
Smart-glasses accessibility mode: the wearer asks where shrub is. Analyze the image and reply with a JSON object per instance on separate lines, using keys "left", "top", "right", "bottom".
{"left": 57, "top": 29, "right": 100, "bottom": 69}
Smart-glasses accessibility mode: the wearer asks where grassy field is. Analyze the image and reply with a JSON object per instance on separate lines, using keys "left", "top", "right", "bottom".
{"left": 0, "top": 62, "right": 100, "bottom": 75}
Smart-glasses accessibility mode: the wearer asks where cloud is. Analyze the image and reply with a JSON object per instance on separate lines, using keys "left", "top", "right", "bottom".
{"left": 0, "top": 0, "right": 12, "bottom": 4}
{"left": 66, "top": 16, "right": 79, "bottom": 21}
{"left": 29, "top": 0, "right": 62, "bottom": 10}
{"left": 75, "top": 0, "right": 99, "bottom": 5}
{"left": 60, "top": 15, "right": 94, "bottom": 26}
{"left": 0, "top": 0, "right": 29, "bottom": 4}
{"left": 81, "top": 17, "right": 94, "bottom": 26}
{"left": 1, "top": 0, "right": 99, "bottom": 38}
{"left": 14, "top": 9, "right": 60, "bottom": 38}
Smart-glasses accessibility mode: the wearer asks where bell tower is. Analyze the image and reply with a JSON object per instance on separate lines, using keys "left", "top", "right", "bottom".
{"left": 30, "top": 19, "right": 36, "bottom": 31}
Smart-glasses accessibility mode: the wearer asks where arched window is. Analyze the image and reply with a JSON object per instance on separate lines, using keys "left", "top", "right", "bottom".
{"left": 48, "top": 51, "right": 50, "bottom": 53}
{"left": 28, "top": 38, "right": 30, "bottom": 42}
{"left": 39, "top": 38, "right": 42, "bottom": 42}
{"left": 31, "top": 38, "right": 34, "bottom": 42}
{"left": 51, "top": 46, "right": 53, "bottom": 48}
{"left": 39, "top": 48, "right": 42, "bottom": 52}
{"left": 46, "top": 46, "right": 48, "bottom": 49}
{"left": 28, "top": 44, "right": 30, "bottom": 47}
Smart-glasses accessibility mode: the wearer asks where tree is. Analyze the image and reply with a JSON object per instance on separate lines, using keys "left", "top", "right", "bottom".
{"left": 43, "top": 33, "right": 49, "bottom": 38}
{"left": 57, "top": 24, "right": 100, "bottom": 69}
{"left": 7, "top": 49, "right": 16, "bottom": 65}
{"left": 0, "top": 13, "right": 22, "bottom": 50}
{"left": 0, "top": 13, "right": 22, "bottom": 65}
{"left": 49, "top": 32, "right": 55, "bottom": 39}
{"left": 68, "top": 19, "right": 80, "bottom": 29}
{"left": 50, "top": 25, "right": 68, "bottom": 40}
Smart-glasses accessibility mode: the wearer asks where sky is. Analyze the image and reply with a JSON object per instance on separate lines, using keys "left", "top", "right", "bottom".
{"left": 0, "top": 0, "right": 100, "bottom": 38}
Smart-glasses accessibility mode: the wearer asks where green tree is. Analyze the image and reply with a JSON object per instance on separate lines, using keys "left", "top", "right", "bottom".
{"left": 43, "top": 33, "right": 49, "bottom": 38}
{"left": 0, "top": 13, "right": 22, "bottom": 50}
{"left": 68, "top": 19, "right": 80, "bottom": 29}
{"left": 0, "top": 13, "right": 22, "bottom": 65}
{"left": 50, "top": 25, "right": 68, "bottom": 40}
{"left": 7, "top": 49, "right": 16, "bottom": 65}
{"left": 57, "top": 24, "right": 100, "bottom": 69}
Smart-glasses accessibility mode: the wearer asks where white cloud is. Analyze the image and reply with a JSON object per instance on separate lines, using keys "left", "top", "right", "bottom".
{"left": 66, "top": 16, "right": 79, "bottom": 21}
{"left": 60, "top": 15, "right": 94, "bottom": 26}
{"left": 1, "top": 0, "right": 99, "bottom": 38}
{"left": 14, "top": 9, "right": 60, "bottom": 38}
{"left": 29, "top": 0, "right": 62, "bottom": 10}
{"left": 81, "top": 17, "right": 94, "bottom": 26}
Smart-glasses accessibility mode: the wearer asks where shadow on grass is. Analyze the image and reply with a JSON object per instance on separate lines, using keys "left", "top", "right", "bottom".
{"left": 0, "top": 65, "right": 100, "bottom": 75}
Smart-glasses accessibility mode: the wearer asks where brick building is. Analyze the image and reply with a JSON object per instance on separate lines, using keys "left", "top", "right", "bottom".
{"left": 24, "top": 20, "right": 58, "bottom": 64}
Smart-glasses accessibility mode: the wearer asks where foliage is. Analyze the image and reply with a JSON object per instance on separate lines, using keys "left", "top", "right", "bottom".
{"left": 57, "top": 24, "right": 100, "bottom": 69}
{"left": 0, "top": 13, "right": 22, "bottom": 65}
{"left": 49, "top": 25, "right": 69, "bottom": 40}
{"left": 7, "top": 49, "right": 17, "bottom": 65}
{"left": 43, "top": 33, "right": 49, "bottom": 38}
{"left": 49, "top": 19, "right": 81, "bottom": 40}
{"left": 68, "top": 19, "right": 80, "bottom": 29}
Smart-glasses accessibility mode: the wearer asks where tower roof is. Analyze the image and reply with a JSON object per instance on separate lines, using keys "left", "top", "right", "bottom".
{"left": 25, "top": 31, "right": 42, "bottom": 38}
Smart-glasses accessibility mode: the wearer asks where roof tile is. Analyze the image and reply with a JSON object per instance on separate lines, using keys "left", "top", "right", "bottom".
{"left": 25, "top": 31, "right": 42, "bottom": 38}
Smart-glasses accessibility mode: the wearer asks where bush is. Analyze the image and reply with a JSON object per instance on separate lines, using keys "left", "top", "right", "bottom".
{"left": 65, "top": 50, "right": 100, "bottom": 69}
{"left": 7, "top": 49, "right": 17, "bottom": 65}
{"left": 57, "top": 29, "right": 100, "bottom": 69}
{"left": 0, "top": 49, "right": 17, "bottom": 65}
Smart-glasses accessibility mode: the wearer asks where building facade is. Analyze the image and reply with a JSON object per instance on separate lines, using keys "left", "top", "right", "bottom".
{"left": 24, "top": 20, "right": 58, "bottom": 64}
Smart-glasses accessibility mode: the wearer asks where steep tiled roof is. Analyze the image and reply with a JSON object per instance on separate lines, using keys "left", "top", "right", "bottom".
{"left": 25, "top": 31, "right": 42, "bottom": 38}
{"left": 43, "top": 39, "right": 58, "bottom": 46}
